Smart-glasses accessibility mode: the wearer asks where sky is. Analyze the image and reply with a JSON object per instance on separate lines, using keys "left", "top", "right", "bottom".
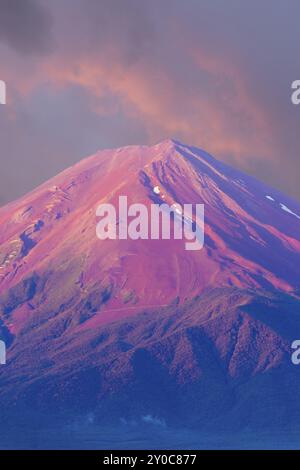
{"left": 0, "top": 0, "right": 300, "bottom": 205}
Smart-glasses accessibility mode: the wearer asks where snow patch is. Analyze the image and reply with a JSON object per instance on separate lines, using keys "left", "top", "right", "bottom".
{"left": 172, "top": 203, "right": 182, "bottom": 215}
{"left": 236, "top": 179, "right": 246, "bottom": 187}
{"left": 280, "top": 203, "right": 300, "bottom": 220}
{"left": 266, "top": 194, "right": 300, "bottom": 219}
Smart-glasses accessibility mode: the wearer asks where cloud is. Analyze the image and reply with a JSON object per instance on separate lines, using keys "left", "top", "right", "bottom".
{"left": 0, "top": 0, "right": 300, "bottom": 204}
{"left": 37, "top": 2, "right": 273, "bottom": 166}
{"left": 0, "top": 0, "right": 53, "bottom": 55}
{"left": 141, "top": 414, "right": 166, "bottom": 427}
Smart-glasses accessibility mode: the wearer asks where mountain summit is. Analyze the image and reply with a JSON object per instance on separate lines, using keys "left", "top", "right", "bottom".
{"left": 1, "top": 140, "right": 300, "bottom": 438}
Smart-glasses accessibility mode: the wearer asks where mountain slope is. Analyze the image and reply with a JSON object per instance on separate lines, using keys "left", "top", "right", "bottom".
{"left": 0, "top": 139, "right": 300, "bottom": 441}
{"left": 0, "top": 139, "right": 300, "bottom": 329}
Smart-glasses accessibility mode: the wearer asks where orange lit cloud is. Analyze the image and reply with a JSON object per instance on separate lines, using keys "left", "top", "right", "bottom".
{"left": 1, "top": 0, "right": 300, "bottom": 204}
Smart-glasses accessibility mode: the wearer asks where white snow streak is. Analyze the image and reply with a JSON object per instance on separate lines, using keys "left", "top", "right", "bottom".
{"left": 280, "top": 203, "right": 300, "bottom": 220}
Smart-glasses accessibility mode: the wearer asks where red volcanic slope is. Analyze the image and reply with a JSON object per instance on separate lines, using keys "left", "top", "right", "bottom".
{"left": 0, "top": 139, "right": 300, "bottom": 335}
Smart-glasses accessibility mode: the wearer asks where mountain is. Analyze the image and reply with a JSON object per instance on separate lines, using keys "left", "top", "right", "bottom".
{"left": 1, "top": 139, "right": 300, "bottom": 447}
